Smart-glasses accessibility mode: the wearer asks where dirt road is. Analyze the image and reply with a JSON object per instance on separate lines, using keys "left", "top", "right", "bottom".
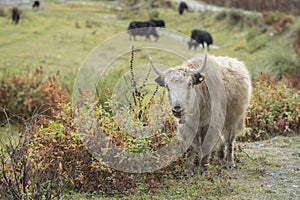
{"left": 172, "top": 0, "right": 224, "bottom": 12}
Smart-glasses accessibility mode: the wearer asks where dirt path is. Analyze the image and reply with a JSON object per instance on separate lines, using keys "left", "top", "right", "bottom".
{"left": 171, "top": 0, "right": 224, "bottom": 12}
{"left": 232, "top": 136, "right": 300, "bottom": 199}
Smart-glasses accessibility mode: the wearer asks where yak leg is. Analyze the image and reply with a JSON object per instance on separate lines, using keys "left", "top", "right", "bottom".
{"left": 225, "top": 137, "right": 235, "bottom": 170}
{"left": 185, "top": 132, "right": 201, "bottom": 176}
{"left": 130, "top": 34, "right": 137, "bottom": 41}
{"left": 183, "top": 124, "right": 203, "bottom": 176}
{"left": 199, "top": 153, "right": 210, "bottom": 175}
{"left": 225, "top": 118, "right": 244, "bottom": 169}
{"left": 185, "top": 145, "right": 196, "bottom": 175}
{"left": 218, "top": 142, "right": 225, "bottom": 160}
{"left": 201, "top": 43, "right": 205, "bottom": 49}
{"left": 218, "top": 128, "right": 234, "bottom": 169}
{"left": 199, "top": 144, "right": 212, "bottom": 175}
{"left": 197, "top": 126, "right": 210, "bottom": 175}
{"left": 145, "top": 34, "right": 151, "bottom": 41}
{"left": 221, "top": 128, "right": 234, "bottom": 169}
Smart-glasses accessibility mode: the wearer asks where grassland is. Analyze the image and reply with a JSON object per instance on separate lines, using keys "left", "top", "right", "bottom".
{"left": 0, "top": 1, "right": 299, "bottom": 199}
{"left": 0, "top": 1, "right": 299, "bottom": 82}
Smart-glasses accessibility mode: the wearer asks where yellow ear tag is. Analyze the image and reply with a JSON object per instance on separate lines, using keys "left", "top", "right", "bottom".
{"left": 199, "top": 77, "right": 204, "bottom": 82}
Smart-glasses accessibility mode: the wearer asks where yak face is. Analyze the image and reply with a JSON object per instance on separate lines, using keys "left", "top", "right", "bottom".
{"left": 187, "top": 40, "right": 197, "bottom": 50}
{"left": 155, "top": 69, "right": 205, "bottom": 119}
{"left": 150, "top": 54, "right": 207, "bottom": 119}
{"left": 148, "top": 27, "right": 159, "bottom": 41}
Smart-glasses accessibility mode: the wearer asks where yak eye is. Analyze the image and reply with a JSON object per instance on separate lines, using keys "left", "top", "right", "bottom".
{"left": 166, "top": 84, "right": 170, "bottom": 91}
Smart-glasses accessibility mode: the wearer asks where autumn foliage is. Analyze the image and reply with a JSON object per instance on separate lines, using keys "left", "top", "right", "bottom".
{"left": 201, "top": 0, "right": 300, "bottom": 15}
{"left": 241, "top": 73, "right": 300, "bottom": 141}
{"left": 0, "top": 67, "right": 68, "bottom": 123}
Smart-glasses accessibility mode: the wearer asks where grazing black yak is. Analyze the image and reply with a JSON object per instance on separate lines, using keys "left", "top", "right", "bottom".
{"left": 32, "top": 1, "right": 40, "bottom": 8}
{"left": 12, "top": 7, "right": 20, "bottom": 24}
{"left": 150, "top": 19, "right": 166, "bottom": 28}
{"left": 188, "top": 29, "right": 213, "bottom": 50}
{"left": 127, "top": 21, "right": 159, "bottom": 41}
{"left": 178, "top": 2, "right": 188, "bottom": 15}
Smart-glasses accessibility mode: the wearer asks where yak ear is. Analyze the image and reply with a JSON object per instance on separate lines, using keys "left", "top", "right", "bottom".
{"left": 192, "top": 73, "right": 205, "bottom": 85}
{"left": 155, "top": 76, "right": 165, "bottom": 87}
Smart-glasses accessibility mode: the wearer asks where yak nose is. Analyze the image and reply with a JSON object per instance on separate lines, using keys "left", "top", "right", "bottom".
{"left": 172, "top": 105, "right": 183, "bottom": 116}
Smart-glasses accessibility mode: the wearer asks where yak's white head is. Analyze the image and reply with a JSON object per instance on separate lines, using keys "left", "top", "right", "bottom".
{"left": 150, "top": 55, "right": 207, "bottom": 119}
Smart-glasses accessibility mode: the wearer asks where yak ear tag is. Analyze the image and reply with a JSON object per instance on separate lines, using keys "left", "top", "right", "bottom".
{"left": 193, "top": 73, "right": 205, "bottom": 85}
{"left": 198, "top": 76, "right": 204, "bottom": 82}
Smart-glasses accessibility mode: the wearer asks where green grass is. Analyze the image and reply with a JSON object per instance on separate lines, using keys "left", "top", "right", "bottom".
{"left": 0, "top": 2, "right": 299, "bottom": 82}
{"left": 0, "top": 4, "right": 121, "bottom": 75}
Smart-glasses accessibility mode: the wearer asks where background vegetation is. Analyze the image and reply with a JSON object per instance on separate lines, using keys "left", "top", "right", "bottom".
{"left": 201, "top": 0, "right": 300, "bottom": 15}
{"left": 0, "top": 0, "right": 299, "bottom": 199}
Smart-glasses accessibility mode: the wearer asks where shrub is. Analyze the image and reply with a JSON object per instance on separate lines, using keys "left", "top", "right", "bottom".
{"left": 0, "top": 67, "right": 68, "bottom": 123}
{"left": 240, "top": 73, "right": 300, "bottom": 142}
{"left": 262, "top": 11, "right": 283, "bottom": 25}
{"left": 148, "top": 10, "right": 159, "bottom": 19}
{"left": 0, "top": 8, "right": 6, "bottom": 17}
{"left": 266, "top": 50, "right": 300, "bottom": 80}
{"left": 293, "top": 26, "right": 300, "bottom": 58}
{"left": 0, "top": 94, "right": 173, "bottom": 197}
{"left": 285, "top": 70, "right": 300, "bottom": 89}
{"left": 244, "top": 12, "right": 261, "bottom": 27}
{"left": 0, "top": 131, "right": 68, "bottom": 200}
{"left": 216, "top": 10, "right": 260, "bottom": 28}
{"left": 246, "top": 34, "right": 267, "bottom": 53}
{"left": 215, "top": 11, "right": 227, "bottom": 21}
{"left": 227, "top": 9, "right": 245, "bottom": 26}
{"left": 246, "top": 27, "right": 261, "bottom": 42}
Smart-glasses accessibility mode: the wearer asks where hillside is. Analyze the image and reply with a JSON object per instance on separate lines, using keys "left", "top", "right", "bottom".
{"left": 0, "top": 0, "right": 299, "bottom": 81}
{"left": 200, "top": 0, "right": 300, "bottom": 15}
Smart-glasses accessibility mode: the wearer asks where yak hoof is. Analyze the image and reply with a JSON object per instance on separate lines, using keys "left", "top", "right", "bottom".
{"left": 197, "top": 164, "right": 208, "bottom": 176}
{"left": 184, "top": 169, "right": 194, "bottom": 177}
{"left": 201, "top": 171, "right": 206, "bottom": 176}
{"left": 196, "top": 169, "right": 206, "bottom": 176}
{"left": 226, "top": 163, "right": 234, "bottom": 170}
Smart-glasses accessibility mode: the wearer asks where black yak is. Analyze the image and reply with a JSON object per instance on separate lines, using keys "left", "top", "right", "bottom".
{"left": 12, "top": 7, "right": 20, "bottom": 24}
{"left": 150, "top": 19, "right": 166, "bottom": 28}
{"left": 188, "top": 29, "right": 213, "bottom": 50}
{"left": 178, "top": 2, "right": 188, "bottom": 15}
{"left": 32, "top": 1, "right": 40, "bottom": 8}
{"left": 127, "top": 21, "right": 159, "bottom": 41}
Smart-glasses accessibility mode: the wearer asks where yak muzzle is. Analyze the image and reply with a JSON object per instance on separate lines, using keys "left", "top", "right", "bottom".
{"left": 172, "top": 106, "right": 184, "bottom": 118}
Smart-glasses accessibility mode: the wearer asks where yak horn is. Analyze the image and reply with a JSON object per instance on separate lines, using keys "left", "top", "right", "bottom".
{"left": 196, "top": 53, "right": 207, "bottom": 74}
{"left": 149, "top": 57, "right": 164, "bottom": 77}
